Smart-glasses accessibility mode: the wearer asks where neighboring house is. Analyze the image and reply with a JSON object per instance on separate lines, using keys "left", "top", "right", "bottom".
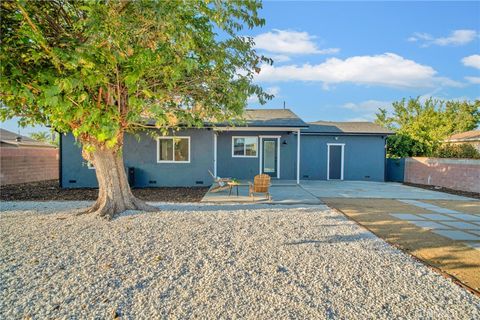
{"left": 0, "top": 128, "right": 56, "bottom": 148}
{"left": 60, "top": 109, "right": 392, "bottom": 188}
{"left": 444, "top": 130, "right": 480, "bottom": 152}
{"left": 0, "top": 128, "right": 58, "bottom": 185}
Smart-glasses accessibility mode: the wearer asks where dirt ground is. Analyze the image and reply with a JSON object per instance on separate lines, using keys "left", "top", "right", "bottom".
{"left": 0, "top": 180, "right": 208, "bottom": 202}
{"left": 322, "top": 198, "right": 480, "bottom": 294}
{"left": 403, "top": 182, "right": 480, "bottom": 200}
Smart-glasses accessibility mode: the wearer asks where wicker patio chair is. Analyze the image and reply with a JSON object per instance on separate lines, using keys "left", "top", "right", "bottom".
{"left": 249, "top": 174, "right": 271, "bottom": 201}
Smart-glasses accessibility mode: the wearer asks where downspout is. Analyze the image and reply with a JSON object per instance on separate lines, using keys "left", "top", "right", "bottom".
{"left": 58, "top": 132, "right": 63, "bottom": 188}
{"left": 213, "top": 132, "right": 217, "bottom": 177}
{"left": 383, "top": 136, "right": 387, "bottom": 182}
{"left": 297, "top": 129, "right": 301, "bottom": 184}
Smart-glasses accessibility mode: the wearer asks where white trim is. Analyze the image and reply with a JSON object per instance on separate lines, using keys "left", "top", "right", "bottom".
{"left": 215, "top": 127, "right": 304, "bottom": 132}
{"left": 327, "top": 143, "right": 345, "bottom": 180}
{"left": 231, "top": 136, "right": 258, "bottom": 158}
{"left": 213, "top": 133, "right": 217, "bottom": 177}
{"left": 297, "top": 129, "right": 301, "bottom": 184}
{"left": 156, "top": 136, "right": 191, "bottom": 163}
{"left": 259, "top": 136, "right": 281, "bottom": 179}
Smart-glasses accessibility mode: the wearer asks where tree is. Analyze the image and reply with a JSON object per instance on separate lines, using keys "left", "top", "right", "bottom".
{"left": 434, "top": 143, "right": 480, "bottom": 159}
{"left": 375, "top": 98, "right": 480, "bottom": 158}
{"left": 29, "top": 131, "right": 59, "bottom": 147}
{"left": 1, "top": 0, "right": 271, "bottom": 218}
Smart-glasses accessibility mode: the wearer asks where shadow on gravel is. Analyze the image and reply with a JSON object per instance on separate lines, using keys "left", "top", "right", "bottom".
{"left": 284, "top": 234, "right": 372, "bottom": 246}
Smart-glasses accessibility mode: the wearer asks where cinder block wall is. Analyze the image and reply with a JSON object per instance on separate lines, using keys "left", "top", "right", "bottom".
{"left": 0, "top": 147, "right": 59, "bottom": 185}
{"left": 404, "top": 157, "right": 480, "bottom": 193}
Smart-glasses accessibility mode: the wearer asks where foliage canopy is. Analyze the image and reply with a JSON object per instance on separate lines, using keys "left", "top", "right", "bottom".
{"left": 375, "top": 98, "right": 480, "bottom": 158}
{"left": 29, "top": 131, "right": 59, "bottom": 147}
{"left": 434, "top": 143, "right": 480, "bottom": 159}
{"left": 1, "top": 0, "right": 271, "bottom": 151}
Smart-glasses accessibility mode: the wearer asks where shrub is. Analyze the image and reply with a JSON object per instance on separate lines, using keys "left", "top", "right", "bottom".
{"left": 434, "top": 143, "right": 480, "bottom": 159}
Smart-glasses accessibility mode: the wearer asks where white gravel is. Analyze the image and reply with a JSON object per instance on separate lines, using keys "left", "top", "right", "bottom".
{"left": 1, "top": 201, "right": 479, "bottom": 319}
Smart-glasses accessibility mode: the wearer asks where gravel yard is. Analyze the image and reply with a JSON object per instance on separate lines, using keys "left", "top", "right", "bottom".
{"left": 1, "top": 202, "right": 479, "bottom": 319}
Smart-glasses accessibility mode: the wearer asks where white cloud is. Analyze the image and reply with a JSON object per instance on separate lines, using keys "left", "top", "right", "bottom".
{"left": 247, "top": 86, "right": 280, "bottom": 104}
{"left": 346, "top": 117, "right": 374, "bottom": 122}
{"left": 342, "top": 100, "right": 392, "bottom": 112}
{"left": 265, "top": 86, "right": 280, "bottom": 96}
{"left": 462, "top": 54, "right": 480, "bottom": 69}
{"left": 433, "top": 30, "right": 478, "bottom": 46}
{"left": 341, "top": 100, "right": 393, "bottom": 122}
{"left": 255, "top": 53, "right": 459, "bottom": 88}
{"left": 271, "top": 55, "right": 291, "bottom": 63}
{"left": 253, "top": 29, "right": 339, "bottom": 55}
{"left": 408, "top": 29, "right": 478, "bottom": 47}
{"left": 465, "top": 76, "right": 480, "bottom": 84}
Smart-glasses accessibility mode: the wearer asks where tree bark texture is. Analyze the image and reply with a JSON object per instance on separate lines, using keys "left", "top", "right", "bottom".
{"left": 82, "top": 147, "right": 156, "bottom": 219}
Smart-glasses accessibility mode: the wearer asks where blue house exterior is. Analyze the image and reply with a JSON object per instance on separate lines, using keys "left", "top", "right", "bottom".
{"left": 60, "top": 109, "right": 391, "bottom": 188}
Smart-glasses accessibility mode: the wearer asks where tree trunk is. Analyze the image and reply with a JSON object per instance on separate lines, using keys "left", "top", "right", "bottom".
{"left": 82, "top": 148, "right": 157, "bottom": 219}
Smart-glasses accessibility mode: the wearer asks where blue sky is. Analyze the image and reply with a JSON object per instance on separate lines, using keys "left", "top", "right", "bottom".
{"left": 247, "top": 1, "right": 480, "bottom": 122}
{"left": 2, "top": 1, "right": 479, "bottom": 135}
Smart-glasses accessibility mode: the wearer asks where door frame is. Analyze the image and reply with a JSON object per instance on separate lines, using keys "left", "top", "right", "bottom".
{"left": 259, "top": 136, "right": 281, "bottom": 179}
{"left": 327, "top": 143, "right": 345, "bottom": 180}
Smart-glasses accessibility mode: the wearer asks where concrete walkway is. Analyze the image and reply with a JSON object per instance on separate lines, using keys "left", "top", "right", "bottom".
{"left": 301, "top": 180, "right": 474, "bottom": 200}
{"left": 392, "top": 199, "right": 480, "bottom": 249}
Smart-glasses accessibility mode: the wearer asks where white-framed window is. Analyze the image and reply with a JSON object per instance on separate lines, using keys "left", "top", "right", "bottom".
{"left": 157, "top": 136, "right": 190, "bottom": 163}
{"left": 232, "top": 136, "right": 258, "bottom": 157}
{"left": 83, "top": 161, "right": 95, "bottom": 169}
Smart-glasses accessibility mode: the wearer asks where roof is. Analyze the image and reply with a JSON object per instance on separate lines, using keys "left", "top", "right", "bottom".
{"left": 219, "top": 109, "right": 308, "bottom": 128}
{"left": 444, "top": 130, "right": 480, "bottom": 142}
{"left": 303, "top": 121, "right": 393, "bottom": 135}
{"left": 0, "top": 128, "right": 56, "bottom": 148}
{"left": 144, "top": 108, "right": 308, "bottom": 128}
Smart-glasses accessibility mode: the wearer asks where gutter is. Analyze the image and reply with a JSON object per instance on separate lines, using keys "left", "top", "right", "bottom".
{"left": 300, "top": 132, "right": 393, "bottom": 136}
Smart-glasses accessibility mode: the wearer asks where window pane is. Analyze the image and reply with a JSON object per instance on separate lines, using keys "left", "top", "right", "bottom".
{"left": 233, "top": 138, "right": 245, "bottom": 156}
{"left": 263, "top": 140, "right": 275, "bottom": 172}
{"left": 174, "top": 138, "right": 189, "bottom": 161}
{"left": 159, "top": 139, "right": 173, "bottom": 161}
{"left": 244, "top": 137, "right": 257, "bottom": 156}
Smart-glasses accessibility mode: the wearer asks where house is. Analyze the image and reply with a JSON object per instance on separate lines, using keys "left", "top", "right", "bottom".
{"left": 444, "top": 130, "right": 480, "bottom": 152}
{"left": 59, "top": 109, "right": 392, "bottom": 188}
{"left": 0, "top": 128, "right": 56, "bottom": 148}
{"left": 0, "top": 128, "right": 58, "bottom": 185}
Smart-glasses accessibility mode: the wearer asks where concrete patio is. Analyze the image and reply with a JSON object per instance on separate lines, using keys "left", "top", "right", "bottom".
{"left": 201, "top": 180, "right": 322, "bottom": 204}
{"left": 202, "top": 180, "right": 476, "bottom": 204}
{"left": 300, "top": 180, "right": 473, "bottom": 200}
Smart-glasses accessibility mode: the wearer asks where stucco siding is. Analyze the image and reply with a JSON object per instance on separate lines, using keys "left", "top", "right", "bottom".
{"left": 216, "top": 131, "right": 298, "bottom": 180}
{"left": 61, "top": 129, "right": 214, "bottom": 188}
{"left": 123, "top": 129, "right": 214, "bottom": 187}
{"left": 300, "top": 135, "right": 386, "bottom": 181}
{"left": 61, "top": 133, "right": 98, "bottom": 188}
{"left": 61, "top": 129, "right": 387, "bottom": 187}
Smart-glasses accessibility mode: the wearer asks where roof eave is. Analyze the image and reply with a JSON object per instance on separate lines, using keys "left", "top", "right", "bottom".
{"left": 301, "top": 131, "right": 393, "bottom": 136}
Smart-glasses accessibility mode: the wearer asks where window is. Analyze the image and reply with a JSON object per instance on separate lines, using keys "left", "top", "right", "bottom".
{"left": 232, "top": 136, "right": 258, "bottom": 157}
{"left": 157, "top": 137, "right": 190, "bottom": 163}
{"left": 83, "top": 161, "right": 95, "bottom": 169}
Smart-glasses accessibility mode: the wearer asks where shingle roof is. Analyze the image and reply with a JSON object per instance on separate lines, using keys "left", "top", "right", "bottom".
{"left": 303, "top": 121, "right": 392, "bottom": 135}
{"left": 238, "top": 109, "right": 308, "bottom": 127}
{"left": 445, "top": 130, "right": 480, "bottom": 142}
{"left": 0, "top": 128, "right": 56, "bottom": 148}
{"left": 145, "top": 108, "right": 308, "bottom": 128}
